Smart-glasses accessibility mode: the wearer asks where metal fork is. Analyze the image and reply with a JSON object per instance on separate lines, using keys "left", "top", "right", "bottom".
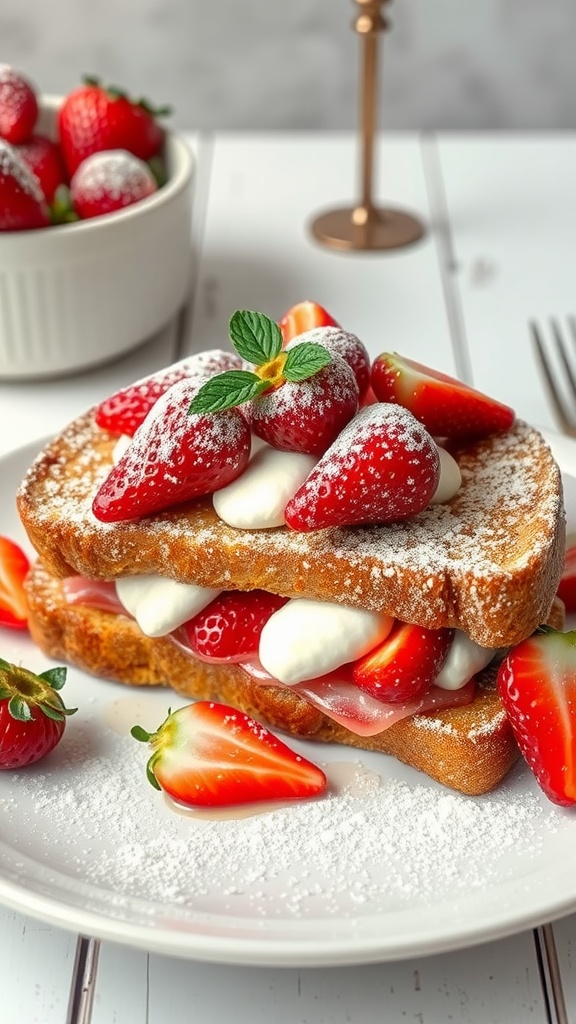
{"left": 531, "top": 317, "right": 576, "bottom": 436}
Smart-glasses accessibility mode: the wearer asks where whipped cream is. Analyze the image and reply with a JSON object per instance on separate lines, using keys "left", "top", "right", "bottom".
{"left": 434, "top": 630, "right": 497, "bottom": 690}
{"left": 431, "top": 446, "right": 461, "bottom": 504}
{"left": 115, "top": 575, "right": 220, "bottom": 638}
{"left": 213, "top": 444, "right": 317, "bottom": 529}
{"left": 258, "top": 598, "right": 393, "bottom": 685}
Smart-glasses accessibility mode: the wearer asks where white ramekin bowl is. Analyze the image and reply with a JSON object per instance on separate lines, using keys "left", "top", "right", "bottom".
{"left": 0, "top": 96, "right": 194, "bottom": 379}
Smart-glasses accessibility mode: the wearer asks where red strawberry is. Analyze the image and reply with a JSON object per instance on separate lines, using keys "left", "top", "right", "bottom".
{"left": 497, "top": 627, "right": 576, "bottom": 806}
{"left": 189, "top": 310, "right": 359, "bottom": 456}
{"left": 95, "top": 351, "right": 242, "bottom": 436}
{"left": 179, "top": 590, "right": 288, "bottom": 662}
{"left": 284, "top": 404, "right": 440, "bottom": 531}
{"left": 92, "top": 376, "right": 251, "bottom": 522}
{"left": 353, "top": 622, "right": 454, "bottom": 703}
{"left": 131, "top": 701, "right": 327, "bottom": 807}
{"left": 0, "top": 535, "right": 30, "bottom": 630}
{"left": 0, "top": 139, "right": 50, "bottom": 231}
{"left": 70, "top": 149, "right": 157, "bottom": 219}
{"left": 0, "top": 64, "right": 38, "bottom": 144}
{"left": 370, "top": 352, "right": 515, "bottom": 440}
{"left": 279, "top": 300, "right": 339, "bottom": 343}
{"left": 289, "top": 327, "right": 371, "bottom": 401}
{"left": 0, "top": 658, "right": 76, "bottom": 769}
{"left": 16, "top": 133, "right": 67, "bottom": 203}
{"left": 556, "top": 544, "right": 576, "bottom": 614}
{"left": 58, "top": 78, "right": 167, "bottom": 178}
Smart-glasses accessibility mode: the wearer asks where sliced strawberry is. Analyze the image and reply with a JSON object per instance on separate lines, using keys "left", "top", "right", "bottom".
{"left": 95, "top": 351, "right": 242, "bottom": 436}
{"left": 131, "top": 701, "right": 327, "bottom": 807}
{"left": 70, "top": 149, "right": 157, "bottom": 219}
{"left": 0, "top": 536, "right": 30, "bottom": 630}
{"left": 497, "top": 627, "right": 576, "bottom": 806}
{"left": 370, "top": 352, "right": 515, "bottom": 440}
{"left": 0, "top": 659, "right": 76, "bottom": 769}
{"left": 279, "top": 300, "right": 339, "bottom": 344}
{"left": 352, "top": 622, "right": 454, "bottom": 703}
{"left": 0, "top": 65, "right": 38, "bottom": 145}
{"left": 556, "top": 545, "right": 576, "bottom": 614}
{"left": 178, "top": 590, "right": 288, "bottom": 663}
{"left": 92, "top": 376, "right": 251, "bottom": 522}
{"left": 284, "top": 404, "right": 440, "bottom": 531}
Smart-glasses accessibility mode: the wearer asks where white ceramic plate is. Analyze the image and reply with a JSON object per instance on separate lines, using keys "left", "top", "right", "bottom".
{"left": 0, "top": 435, "right": 575, "bottom": 968}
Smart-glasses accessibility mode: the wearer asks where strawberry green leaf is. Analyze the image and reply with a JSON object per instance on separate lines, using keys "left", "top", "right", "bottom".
{"left": 0, "top": 657, "right": 10, "bottom": 671}
{"left": 189, "top": 370, "right": 267, "bottom": 414}
{"left": 229, "top": 310, "right": 282, "bottom": 364}
{"left": 8, "top": 695, "right": 33, "bottom": 722}
{"left": 146, "top": 755, "right": 161, "bottom": 791}
{"left": 283, "top": 342, "right": 331, "bottom": 382}
{"left": 39, "top": 666, "right": 67, "bottom": 691}
{"left": 131, "top": 725, "right": 152, "bottom": 743}
{"left": 39, "top": 703, "right": 65, "bottom": 722}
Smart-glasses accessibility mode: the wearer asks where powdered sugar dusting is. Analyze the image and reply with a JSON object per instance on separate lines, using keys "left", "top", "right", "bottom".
{"left": 0, "top": 138, "right": 44, "bottom": 202}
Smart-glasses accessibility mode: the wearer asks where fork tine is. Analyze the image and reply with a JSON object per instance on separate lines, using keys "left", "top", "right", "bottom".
{"left": 530, "top": 319, "right": 576, "bottom": 435}
{"left": 551, "top": 318, "right": 576, "bottom": 399}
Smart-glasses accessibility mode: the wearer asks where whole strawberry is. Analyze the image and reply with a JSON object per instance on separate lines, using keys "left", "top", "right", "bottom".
{"left": 92, "top": 376, "right": 251, "bottom": 522}
{"left": 58, "top": 76, "right": 168, "bottom": 178}
{"left": 69, "top": 149, "right": 157, "bottom": 219}
{"left": 0, "top": 139, "right": 50, "bottom": 231}
{"left": 0, "top": 658, "right": 76, "bottom": 769}
{"left": 0, "top": 64, "right": 38, "bottom": 144}
{"left": 497, "top": 626, "right": 576, "bottom": 806}
{"left": 189, "top": 310, "right": 359, "bottom": 456}
{"left": 16, "top": 133, "right": 67, "bottom": 203}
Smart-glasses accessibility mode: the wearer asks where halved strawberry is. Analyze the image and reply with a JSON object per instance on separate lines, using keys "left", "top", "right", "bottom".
{"left": 352, "top": 622, "right": 454, "bottom": 703}
{"left": 284, "top": 404, "right": 440, "bottom": 531}
{"left": 497, "top": 626, "right": 576, "bottom": 806}
{"left": 279, "top": 300, "right": 339, "bottom": 344}
{"left": 131, "top": 701, "right": 327, "bottom": 807}
{"left": 94, "top": 351, "right": 242, "bottom": 436}
{"left": 556, "top": 545, "right": 576, "bottom": 614}
{"left": 0, "top": 658, "right": 76, "bottom": 769}
{"left": 92, "top": 377, "right": 251, "bottom": 522}
{"left": 0, "top": 536, "right": 30, "bottom": 630}
{"left": 179, "top": 590, "right": 288, "bottom": 663}
{"left": 370, "top": 352, "right": 515, "bottom": 440}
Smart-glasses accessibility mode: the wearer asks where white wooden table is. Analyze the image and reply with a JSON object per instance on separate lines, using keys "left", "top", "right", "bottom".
{"left": 1, "top": 130, "right": 575, "bottom": 1022}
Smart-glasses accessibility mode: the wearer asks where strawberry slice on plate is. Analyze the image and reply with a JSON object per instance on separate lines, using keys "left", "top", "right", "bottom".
{"left": 0, "top": 535, "right": 30, "bottom": 630}
{"left": 497, "top": 626, "right": 576, "bottom": 806}
{"left": 279, "top": 300, "right": 339, "bottom": 344}
{"left": 179, "top": 589, "right": 288, "bottom": 663}
{"left": 370, "top": 352, "right": 515, "bottom": 440}
{"left": 131, "top": 701, "right": 327, "bottom": 807}
{"left": 352, "top": 622, "right": 454, "bottom": 703}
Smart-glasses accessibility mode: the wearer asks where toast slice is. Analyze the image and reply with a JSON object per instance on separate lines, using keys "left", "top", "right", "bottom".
{"left": 17, "top": 412, "right": 565, "bottom": 649}
{"left": 23, "top": 562, "right": 565, "bottom": 796}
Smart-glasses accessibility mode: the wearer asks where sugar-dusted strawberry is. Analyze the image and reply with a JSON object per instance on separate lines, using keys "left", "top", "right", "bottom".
{"left": 131, "top": 701, "right": 327, "bottom": 807}
{"left": 70, "top": 149, "right": 157, "bottom": 220}
{"left": 94, "top": 350, "right": 242, "bottom": 436}
{"left": 189, "top": 310, "right": 359, "bottom": 456}
{"left": 179, "top": 590, "right": 288, "bottom": 663}
{"left": 556, "top": 544, "right": 576, "bottom": 614}
{"left": 279, "top": 299, "right": 339, "bottom": 344}
{"left": 353, "top": 622, "right": 454, "bottom": 703}
{"left": 0, "top": 535, "right": 30, "bottom": 630}
{"left": 0, "top": 658, "right": 76, "bottom": 769}
{"left": 0, "top": 65, "right": 38, "bottom": 144}
{"left": 16, "top": 133, "right": 67, "bottom": 203}
{"left": 497, "top": 626, "right": 576, "bottom": 806}
{"left": 92, "top": 376, "right": 251, "bottom": 522}
{"left": 284, "top": 404, "right": 440, "bottom": 531}
{"left": 289, "top": 326, "right": 371, "bottom": 401}
{"left": 370, "top": 352, "right": 515, "bottom": 440}
{"left": 0, "top": 139, "right": 50, "bottom": 231}
{"left": 58, "top": 77, "right": 168, "bottom": 178}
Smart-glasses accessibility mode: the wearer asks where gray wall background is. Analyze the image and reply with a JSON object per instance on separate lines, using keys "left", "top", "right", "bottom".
{"left": 3, "top": 0, "right": 575, "bottom": 133}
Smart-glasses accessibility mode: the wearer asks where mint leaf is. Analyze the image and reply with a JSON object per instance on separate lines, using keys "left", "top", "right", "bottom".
{"left": 189, "top": 370, "right": 267, "bottom": 413}
{"left": 229, "top": 310, "right": 282, "bottom": 364}
{"left": 283, "top": 342, "right": 331, "bottom": 383}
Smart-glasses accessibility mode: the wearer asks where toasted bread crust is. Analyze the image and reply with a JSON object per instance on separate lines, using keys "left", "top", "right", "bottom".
{"left": 23, "top": 563, "right": 565, "bottom": 796}
{"left": 17, "top": 412, "right": 565, "bottom": 649}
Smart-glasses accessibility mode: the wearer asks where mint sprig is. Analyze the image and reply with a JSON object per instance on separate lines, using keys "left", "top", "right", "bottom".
{"left": 189, "top": 309, "right": 333, "bottom": 416}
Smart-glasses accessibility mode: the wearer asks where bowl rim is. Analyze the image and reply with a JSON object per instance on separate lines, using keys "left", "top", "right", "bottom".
{"left": 2, "top": 93, "right": 194, "bottom": 241}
